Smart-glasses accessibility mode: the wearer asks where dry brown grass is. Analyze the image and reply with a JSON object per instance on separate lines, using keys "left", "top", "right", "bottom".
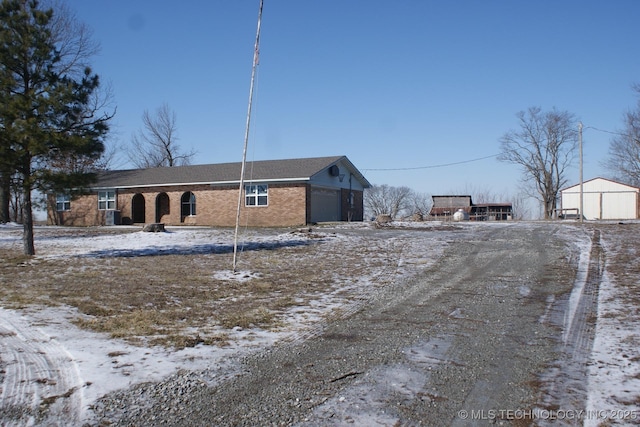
{"left": 7, "top": 222, "right": 634, "bottom": 353}
{"left": 0, "top": 227, "right": 392, "bottom": 349}
{"left": 587, "top": 223, "right": 640, "bottom": 313}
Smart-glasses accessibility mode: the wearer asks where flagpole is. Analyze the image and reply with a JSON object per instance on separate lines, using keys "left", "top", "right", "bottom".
{"left": 233, "top": 0, "right": 263, "bottom": 272}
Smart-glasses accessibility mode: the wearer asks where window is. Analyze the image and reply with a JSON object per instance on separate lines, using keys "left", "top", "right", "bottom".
{"left": 98, "top": 190, "right": 116, "bottom": 210}
{"left": 245, "top": 184, "right": 268, "bottom": 206}
{"left": 181, "top": 191, "right": 196, "bottom": 217}
{"left": 56, "top": 194, "right": 70, "bottom": 211}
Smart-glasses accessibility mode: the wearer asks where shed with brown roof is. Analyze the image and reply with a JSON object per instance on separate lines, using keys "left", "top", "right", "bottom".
{"left": 429, "top": 195, "right": 513, "bottom": 221}
{"left": 48, "top": 156, "right": 371, "bottom": 227}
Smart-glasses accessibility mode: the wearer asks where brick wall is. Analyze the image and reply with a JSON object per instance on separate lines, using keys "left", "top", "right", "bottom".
{"left": 48, "top": 193, "right": 105, "bottom": 226}
{"left": 57, "top": 183, "right": 311, "bottom": 227}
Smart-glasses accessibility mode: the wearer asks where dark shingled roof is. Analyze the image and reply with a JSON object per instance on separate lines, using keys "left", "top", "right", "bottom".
{"left": 94, "top": 156, "right": 369, "bottom": 189}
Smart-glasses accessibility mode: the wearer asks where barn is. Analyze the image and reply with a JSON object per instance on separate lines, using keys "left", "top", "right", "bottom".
{"left": 48, "top": 156, "right": 371, "bottom": 227}
{"left": 429, "top": 195, "right": 513, "bottom": 221}
{"left": 560, "top": 177, "right": 640, "bottom": 220}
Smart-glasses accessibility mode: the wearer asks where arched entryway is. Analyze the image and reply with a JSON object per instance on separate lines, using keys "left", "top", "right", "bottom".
{"left": 155, "top": 192, "right": 170, "bottom": 223}
{"left": 132, "top": 193, "right": 146, "bottom": 223}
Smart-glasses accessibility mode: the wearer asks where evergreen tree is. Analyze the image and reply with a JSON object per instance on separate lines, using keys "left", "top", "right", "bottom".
{"left": 0, "top": 0, "right": 112, "bottom": 254}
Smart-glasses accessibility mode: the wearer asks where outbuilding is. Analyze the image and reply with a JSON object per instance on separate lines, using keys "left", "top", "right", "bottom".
{"left": 48, "top": 155, "right": 371, "bottom": 227}
{"left": 429, "top": 195, "right": 513, "bottom": 221}
{"left": 560, "top": 177, "right": 640, "bottom": 220}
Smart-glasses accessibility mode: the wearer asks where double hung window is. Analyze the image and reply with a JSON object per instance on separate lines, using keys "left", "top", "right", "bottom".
{"left": 245, "top": 184, "right": 268, "bottom": 206}
{"left": 98, "top": 190, "right": 116, "bottom": 210}
{"left": 56, "top": 194, "right": 70, "bottom": 211}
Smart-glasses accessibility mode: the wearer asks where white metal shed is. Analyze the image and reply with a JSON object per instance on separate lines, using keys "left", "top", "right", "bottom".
{"left": 560, "top": 177, "right": 640, "bottom": 220}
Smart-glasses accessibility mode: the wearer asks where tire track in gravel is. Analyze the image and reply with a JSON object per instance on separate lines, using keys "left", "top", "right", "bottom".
{"left": 93, "top": 223, "right": 580, "bottom": 426}
{"left": 0, "top": 308, "right": 83, "bottom": 426}
{"left": 538, "top": 228, "right": 603, "bottom": 424}
{"left": 290, "top": 224, "right": 578, "bottom": 426}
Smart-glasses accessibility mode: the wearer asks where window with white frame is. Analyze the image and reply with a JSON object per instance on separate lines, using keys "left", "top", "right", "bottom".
{"left": 245, "top": 184, "right": 268, "bottom": 206}
{"left": 56, "top": 194, "right": 70, "bottom": 211}
{"left": 98, "top": 190, "right": 116, "bottom": 210}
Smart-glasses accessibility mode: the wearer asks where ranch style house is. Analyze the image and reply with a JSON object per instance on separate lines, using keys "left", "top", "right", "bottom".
{"left": 49, "top": 155, "right": 371, "bottom": 227}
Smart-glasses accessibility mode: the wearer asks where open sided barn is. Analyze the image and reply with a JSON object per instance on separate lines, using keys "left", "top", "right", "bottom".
{"left": 429, "top": 195, "right": 513, "bottom": 221}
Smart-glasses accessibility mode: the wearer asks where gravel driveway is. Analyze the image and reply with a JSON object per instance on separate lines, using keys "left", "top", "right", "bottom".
{"left": 91, "top": 223, "right": 594, "bottom": 426}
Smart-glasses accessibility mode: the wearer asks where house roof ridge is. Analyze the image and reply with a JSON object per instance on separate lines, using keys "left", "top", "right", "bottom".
{"left": 93, "top": 155, "right": 368, "bottom": 189}
{"left": 102, "top": 155, "right": 347, "bottom": 174}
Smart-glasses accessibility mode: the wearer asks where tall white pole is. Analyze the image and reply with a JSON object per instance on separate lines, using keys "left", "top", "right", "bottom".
{"left": 233, "top": 0, "right": 264, "bottom": 272}
{"left": 579, "top": 122, "right": 583, "bottom": 223}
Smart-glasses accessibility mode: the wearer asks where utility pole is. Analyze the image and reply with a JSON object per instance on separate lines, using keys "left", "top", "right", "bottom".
{"left": 233, "top": 0, "right": 264, "bottom": 272}
{"left": 579, "top": 122, "right": 583, "bottom": 223}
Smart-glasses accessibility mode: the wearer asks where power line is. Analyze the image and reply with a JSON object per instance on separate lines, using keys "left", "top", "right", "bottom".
{"left": 584, "top": 126, "right": 630, "bottom": 138}
{"left": 363, "top": 124, "right": 628, "bottom": 173}
{"left": 363, "top": 153, "right": 500, "bottom": 172}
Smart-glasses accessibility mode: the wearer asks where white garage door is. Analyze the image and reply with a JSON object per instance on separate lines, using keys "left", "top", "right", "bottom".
{"left": 602, "top": 192, "right": 637, "bottom": 219}
{"left": 311, "top": 188, "right": 340, "bottom": 223}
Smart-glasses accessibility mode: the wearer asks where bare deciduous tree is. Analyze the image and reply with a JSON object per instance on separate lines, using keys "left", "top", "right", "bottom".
{"left": 498, "top": 107, "right": 578, "bottom": 219}
{"left": 129, "top": 103, "right": 195, "bottom": 168}
{"left": 408, "top": 191, "right": 432, "bottom": 219}
{"left": 507, "top": 192, "right": 531, "bottom": 220}
{"left": 45, "top": 0, "right": 99, "bottom": 75}
{"left": 453, "top": 184, "right": 498, "bottom": 205}
{"left": 605, "top": 85, "right": 640, "bottom": 187}
{"left": 364, "top": 184, "right": 417, "bottom": 220}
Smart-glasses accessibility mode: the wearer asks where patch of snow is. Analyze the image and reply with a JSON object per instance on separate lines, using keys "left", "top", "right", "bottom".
{"left": 562, "top": 233, "right": 591, "bottom": 344}
{"left": 3, "top": 305, "right": 253, "bottom": 423}
{"left": 302, "top": 336, "right": 454, "bottom": 425}
{"left": 213, "top": 270, "right": 262, "bottom": 282}
{"left": 585, "top": 234, "right": 640, "bottom": 426}
{"left": 0, "top": 222, "right": 21, "bottom": 228}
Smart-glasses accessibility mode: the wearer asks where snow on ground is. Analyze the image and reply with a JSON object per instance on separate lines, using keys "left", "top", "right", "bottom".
{"left": 0, "top": 304, "right": 268, "bottom": 422}
{"left": 549, "top": 222, "right": 640, "bottom": 426}
{"left": 0, "top": 221, "right": 639, "bottom": 425}
{"left": 585, "top": 229, "right": 640, "bottom": 426}
{"left": 0, "top": 222, "right": 454, "bottom": 424}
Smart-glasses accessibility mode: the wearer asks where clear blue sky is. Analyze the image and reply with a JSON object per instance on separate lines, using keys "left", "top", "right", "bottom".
{"left": 66, "top": 0, "right": 640, "bottom": 209}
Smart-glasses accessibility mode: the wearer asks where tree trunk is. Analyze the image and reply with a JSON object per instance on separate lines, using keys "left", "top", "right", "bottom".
{"left": 543, "top": 197, "right": 556, "bottom": 220}
{"left": 543, "top": 203, "right": 551, "bottom": 219}
{"left": 0, "top": 176, "right": 9, "bottom": 223}
{"left": 21, "top": 181, "right": 35, "bottom": 255}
